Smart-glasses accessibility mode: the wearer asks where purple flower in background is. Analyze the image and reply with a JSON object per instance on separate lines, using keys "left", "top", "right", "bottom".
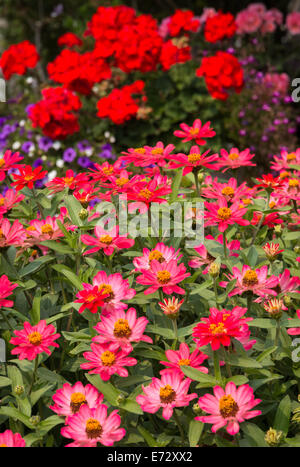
{"left": 51, "top": 4, "right": 63, "bottom": 17}
{"left": 77, "top": 140, "right": 91, "bottom": 153}
{"left": 33, "top": 158, "right": 43, "bottom": 168}
{"left": 78, "top": 156, "right": 94, "bottom": 168}
{"left": 38, "top": 137, "right": 53, "bottom": 152}
{"left": 25, "top": 104, "right": 35, "bottom": 115}
{"left": 89, "top": 197, "right": 101, "bottom": 208}
{"left": 21, "top": 141, "right": 34, "bottom": 153}
{"left": 63, "top": 148, "right": 77, "bottom": 163}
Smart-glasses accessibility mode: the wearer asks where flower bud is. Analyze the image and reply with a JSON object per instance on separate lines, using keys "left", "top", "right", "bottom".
{"left": 192, "top": 403, "right": 203, "bottom": 416}
{"left": 79, "top": 208, "right": 89, "bottom": 220}
{"left": 208, "top": 262, "right": 220, "bottom": 278}
{"left": 30, "top": 415, "right": 41, "bottom": 426}
{"left": 265, "top": 427, "right": 283, "bottom": 446}
{"left": 284, "top": 295, "right": 291, "bottom": 306}
{"left": 116, "top": 394, "right": 126, "bottom": 405}
{"left": 14, "top": 385, "right": 24, "bottom": 396}
{"left": 197, "top": 172, "right": 204, "bottom": 183}
{"left": 274, "top": 225, "right": 282, "bottom": 236}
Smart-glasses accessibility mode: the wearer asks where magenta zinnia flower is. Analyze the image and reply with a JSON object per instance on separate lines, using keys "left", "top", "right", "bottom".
{"left": 204, "top": 199, "right": 250, "bottom": 232}
{"left": 196, "top": 382, "right": 261, "bottom": 435}
{"left": 10, "top": 320, "right": 60, "bottom": 360}
{"left": 136, "top": 259, "right": 190, "bottom": 295}
{"left": 160, "top": 342, "right": 208, "bottom": 377}
{"left": 0, "top": 429, "right": 26, "bottom": 447}
{"left": 0, "top": 218, "right": 26, "bottom": 248}
{"left": 92, "top": 271, "right": 136, "bottom": 315}
{"left": 133, "top": 242, "right": 182, "bottom": 272}
{"left": 81, "top": 342, "right": 137, "bottom": 381}
{"left": 168, "top": 145, "right": 219, "bottom": 175}
{"left": 0, "top": 149, "right": 23, "bottom": 182}
{"left": 81, "top": 225, "right": 134, "bottom": 256}
{"left": 75, "top": 284, "right": 110, "bottom": 315}
{"left": 136, "top": 371, "right": 197, "bottom": 420}
{"left": 0, "top": 275, "right": 18, "bottom": 308}
{"left": 61, "top": 404, "right": 126, "bottom": 447}
{"left": 287, "top": 310, "right": 300, "bottom": 336}
{"left": 220, "top": 265, "right": 278, "bottom": 298}
{"left": 173, "top": 119, "right": 216, "bottom": 146}
{"left": 214, "top": 148, "right": 256, "bottom": 173}
{"left": 50, "top": 382, "right": 104, "bottom": 421}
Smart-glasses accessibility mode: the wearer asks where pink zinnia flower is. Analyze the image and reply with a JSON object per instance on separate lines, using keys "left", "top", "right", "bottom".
{"left": 160, "top": 342, "right": 208, "bottom": 377}
{"left": 136, "top": 371, "right": 197, "bottom": 420}
{"left": 214, "top": 148, "right": 256, "bottom": 173}
{"left": 196, "top": 382, "right": 261, "bottom": 435}
{"left": 10, "top": 320, "right": 60, "bottom": 360}
{"left": 133, "top": 242, "right": 182, "bottom": 272}
{"left": 276, "top": 269, "right": 300, "bottom": 295}
{"left": 136, "top": 259, "right": 190, "bottom": 295}
{"left": 204, "top": 198, "right": 250, "bottom": 232}
{"left": 26, "top": 215, "right": 73, "bottom": 243}
{"left": 93, "top": 307, "right": 153, "bottom": 352}
{"left": 286, "top": 12, "right": 300, "bottom": 35}
{"left": 0, "top": 150, "right": 23, "bottom": 182}
{"left": 270, "top": 149, "right": 300, "bottom": 172}
{"left": 0, "top": 275, "right": 18, "bottom": 308}
{"left": 45, "top": 169, "right": 90, "bottom": 194}
{"left": 50, "top": 382, "right": 104, "bottom": 421}
{"left": 287, "top": 310, "right": 300, "bottom": 336}
{"left": 81, "top": 342, "right": 137, "bottom": 381}
{"left": 121, "top": 142, "right": 175, "bottom": 168}
{"left": 61, "top": 404, "right": 126, "bottom": 447}
{"left": 0, "top": 189, "right": 25, "bottom": 215}
{"left": 220, "top": 265, "right": 278, "bottom": 298}
{"left": 11, "top": 165, "right": 47, "bottom": 191}
{"left": 92, "top": 271, "right": 136, "bottom": 315}
{"left": 173, "top": 119, "right": 216, "bottom": 146}
{"left": 189, "top": 234, "right": 240, "bottom": 273}
{"left": 192, "top": 307, "right": 252, "bottom": 351}
{"left": 0, "top": 429, "right": 26, "bottom": 447}
{"left": 0, "top": 218, "right": 26, "bottom": 248}
{"left": 168, "top": 145, "right": 219, "bottom": 175}
{"left": 126, "top": 176, "right": 172, "bottom": 213}
{"left": 202, "top": 176, "right": 255, "bottom": 203}
{"left": 81, "top": 225, "right": 134, "bottom": 256}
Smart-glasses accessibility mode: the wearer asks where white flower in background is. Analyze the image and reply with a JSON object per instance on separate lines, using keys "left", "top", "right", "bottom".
{"left": 48, "top": 170, "right": 57, "bottom": 181}
{"left": 53, "top": 141, "right": 61, "bottom": 150}
{"left": 26, "top": 77, "right": 34, "bottom": 84}
{"left": 104, "top": 131, "right": 111, "bottom": 138}
{"left": 41, "top": 155, "right": 47, "bottom": 161}
{"left": 56, "top": 159, "right": 64, "bottom": 168}
{"left": 109, "top": 136, "right": 116, "bottom": 143}
{"left": 12, "top": 141, "right": 21, "bottom": 150}
{"left": 19, "top": 120, "right": 25, "bottom": 127}
{"left": 85, "top": 148, "right": 94, "bottom": 157}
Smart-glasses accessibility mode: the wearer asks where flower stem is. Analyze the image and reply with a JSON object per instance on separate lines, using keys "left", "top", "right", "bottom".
{"left": 194, "top": 171, "right": 200, "bottom": 198}
{"left": 28, "top": 357, "right": 39, "bottom": 396}
{"left": 213, "top": 351, "right": 221, "bottom": 382}
{"left": 223, "top": 231, "right": 228, "bottom": 258}
{"left": 173, "top": 409, "right": 185, "bottom": 445}
{"left": 172, "top": 318, "right": 178, "bottom": 350}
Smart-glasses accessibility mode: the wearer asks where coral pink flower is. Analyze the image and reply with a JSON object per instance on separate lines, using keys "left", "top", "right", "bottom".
{"left": 160, "top": 342, "right": 208, "bottom": 377}
{"left": 121, "top": 142, "right": 175, "bottom": 168}
{"left": 0, "top": 218, "right": 26, "bottom": 248}
{"left": 11, "top": 165, "right": 47, "bottom": 191}
{"left": 276, "top": 269, "right": 300, "bottom": 295}
{"left": 89, "top": 160, "right": 123, "bottom": 183}
{"left": 214, "top": 148, "right": 256, "bottom": 172}
{"left": 220, "top": 265, "right": 278, "bottom": 298}
{"left": 50, "top": 382, "right": 104, "bottom": 420}
{"left": 173, "top": 119, "right": 216, "bottom": 146}
{"left": 93, "top": 307, "right": 152, "bottom": 352}
{"left": 204, "top": 198, "right": 250, "bottom": 233}
{"left": 196, "top": 382, "right": 261, "bottom": 435}
{"left": 92, "top": 271, "right": 136, "bottom": 315}
{"left": 263, "top": 242, "right": 284, "bottom": 261}
{"left": 61, "top": 404, "right": 126, "bottom": 447}
{"left": 192, "top": 307, "right": 252, "bottom": 351}
{"left": 189, "top": 234, "right": 240, "bottom": 273}
{"left": 136, "top": 259, "right": 190, "bottom": 295}
{"left": 236, "top": 9, "right": 263, "bottom": 34}
{"left": 0, "top": 189, "right": 25, "bottom": 215}
{"left": 270, "top": 149, "right": 300, "bottom": 172}
{"left": 0, "top": 430, "right": 26, "bottom": 447}
{"left": 81, "top": 342, "right": 137, "bottom": 381}
{"left": 286, "top": 12, "right": 300, "bottom": 35}
{"left": 158, "top": 296, "right": 184, "bottom": 317}
{"left": 10, "top": 320, "right": 60, "bottom": 360}
{"left": 81, "top": 225, "right": 134, "bottom": 256}
{"left": 126, "top": 176, "right": 172, "bottom": 213}
{"left": 287, "top": 310, "right": 300, "bottom": 336}
{"left": 133, "top": 242, "right": 182, "bottom": 272}
{"left": 0, "top": 150, "right": 23, "bottom": 182}
{"left": 75, "top": 284, "right": 110, "bottom": 314}
{"left": 26, "top": 215, "right": 74, "bottom": 244}
{"left": 45, "top": 169, "right": 90, "bottom": 194}
{"left": 0, "top": 275, "right": 18, "bottom": 308}
{"left": 168, "top": 145, "right": 219, "bottom": 175}
{"left": 136, "top": 371, "right": 197, "bottom": 420}
{"left": 202, "top": 176, "right": 255, "bottom": 203}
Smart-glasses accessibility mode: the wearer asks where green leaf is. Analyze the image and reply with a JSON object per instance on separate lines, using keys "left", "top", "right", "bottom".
{"left": 30, "top": 288, "right": 41, "bottom": 325}
{"left": 226, "top": 375, "right": 249, "bottom": 385}
{"left": 249, "top": 319, "right": 276, "bottom": 329}
{"left": 0, "top": 376, "right": 11, "bottom": 388}
{"left": 30, "top": 384, "right": 54, "bottom": 407}
{"left": 181, "top": 366, "right": 218, "bottom": 385}
{"left": 85, "top": 374, "right": 120, "bottom": 405}
{"left": 242, "top": 422, "right": 267, "bottom": 447}
{"left": 226, "top": 354, "right": 262, "bottom": 368}
{"left": 256, "top": 346, "right": 277, "bottom": 362}
{"left": 52, "top": 264, "right": 83, "bottom": 290}
{"left": 137, "top": 426, "right": 158, "bottom": 447}
{"left": 64, "top": 195, "right": 83, "bottom": 227}
{"left": 119, "top": 399, "right": 143, "bottom": 415}
{"left": 40, "top": 240, "right": 74, "bottom": 255}
{"left": 0, "top": 406, "right": 35, "bottom": 429}
{"left": 188, "top": 420, "right": 204, "bottom": 447}
{"left": 38, "top": 415, "right": 64, "bottom": 434}
{"left": 170, "top": 168, "right": 183, "bottom": 203}
{"left": 147, "top": 325, "right": 174, "bottom": 339}
{"left": 274, "top": 395, "right": 291, "bottom": 437}
{"left": 19, "top": 256, "right": 53, "bottom": 278}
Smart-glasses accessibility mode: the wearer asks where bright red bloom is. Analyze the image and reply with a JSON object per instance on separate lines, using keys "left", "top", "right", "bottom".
{"left": 10, "top": 320, "right": 60, "bottom": 360}
{"left": 255, "top": 174, "right": 285, "bottom": 190}
{"left": 0, "top": 150, "right": 24, "bottom": 182}
{"left": 0, "top": 40, "right": 39, "bottom": 80}
{"left": 160, "top": 39, "right": 191, "bottom": 70}
{"left": 204, "top": 198, "right": 250, "bottom": 232}
{"left": 11, "top": 165, "right": 47, "bottom": 191}
{"left": 126, "top": 175, "right": 172, "bottom": 212}
{"left": 74, "top": 285, "right": 110, "bottom": 314}
{"left": 204, "top": 11, "right": 237, "bottom": 43}
{"left": 174, "top": 119, "right": 216, "bottom": 146}
{"left": 196, "top": 52, "right": 244, "bottom": 100}
{"left": 121, "top": 142, "right": 175, "bottom": 168}
{"left": 57, "top": 32, "right": 83, "bottom": 48}
{"left": 167, "top": 10, "right": 201, "bottom": 37}
{"left": 45, "top": 169, "right": 90, "bottom": 194}
{"left": 251, "top": 211, "right": 284, "bottom": 228}
{"left": 0, "top": 275, "right": 18, "bottom": 308}
{"left": 168, "top": 145, "right": 219, "bottom": 175}
{"left": 0, "top": 218, "right": 26, "bottom": 248}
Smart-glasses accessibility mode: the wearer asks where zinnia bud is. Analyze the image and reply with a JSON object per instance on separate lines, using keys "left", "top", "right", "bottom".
{"left": 265, "top": 427, "right": 283, "bottom": 446}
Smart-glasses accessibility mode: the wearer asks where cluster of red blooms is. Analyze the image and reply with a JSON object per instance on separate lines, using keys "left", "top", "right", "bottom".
{"left": 204, "top": 11, "right": 237, "bottom": 43}
{"left": 0, "top": 40, "right": 39, "bottom": 80}
{"left": 47, "top": 49, "right": 111, "bottom": 95}
{"left": 167, "top": 9, "right": 201, "bottom": 37}
{"left": 196, "top": 51, "right": 244, "bottom": 100}
{"left": 57, "top": 32, "right": 83, "bottom": 48}
{"left": 28, "top": 87, "right": 82, "bottom": 140}
{"left": 96, "top": 80, "right": 146, "bottom": 125}
{"left": 160, "top": 39, "right": 192, "bottom": 71}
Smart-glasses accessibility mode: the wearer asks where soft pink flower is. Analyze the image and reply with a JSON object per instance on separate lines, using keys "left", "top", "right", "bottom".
{"left": 214, "top": 148, "right": 256, "bottom": 172}
{"left": 201, "top": 176, "right": 255, "bottom": 203}
{"left": 136, "top": 371, "right": 197, "bottom": 420}
{"left": 10, "top": 320, "right": 60, "bottom": 360}
{"left": 271, "top": 149, "right": 300, "bottom": 172}
{"left": 160, "top": 342, "right": 208, "bottom": 377}
{"left": 92, "top": 271, "right": 136, "bottom": 315}
{"left": 277, "top": 269, "right": 300, "bottom": 295}
{"left": 286, "top": 12, "right": 300, "bottom": 35}
{"left": 168, "top": 145, "right": 219, "bottom": 175}
{"left": 173, "top": 119, "right": 216, "bottom": 146}
{"left": 61, "top": 404, "right": 126, "bottom": 447}
{"left": 133, "top": 242, "right": 182, "bottom": 272}
{"left": 204, "top": 198, "right": 250, "bottom": 232}
{"left": 81, "top": 225, "right": 134, "bottom": 256}
{"left": 196, "top": 382, "right": 261, "bottom": 435}
{"left": 0, "top": 274, "right": 18, "bottom": 308}
{"left": 0, "top": 218, "right": 26, "bottom": 248}
{"left": 220, "top": 265, "right": 278, "bottom": 298}
{"left": 0, "top": 150, "right": 23, "bottom": 182}
{"left": 287, "top": 310, "right": 300, "bottom": 336}
{"left": 236, "top": 9, "right": 263, "bottom": 34}
{"left": 0, "top": 429, "right": 26, "bottom": 447}
{"left": 0, "top": 189, "right": 25, "bottom": 215}
{"left": 136, "top": 259, "right": 190, "bottom": 295}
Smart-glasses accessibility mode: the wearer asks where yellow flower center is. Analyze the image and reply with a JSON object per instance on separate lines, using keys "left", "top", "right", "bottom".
{"left": 85, "top": 418, "right": 102, "bottom": 439}
{"left": 102, "top": 167, "right": 113, "bottom": 176}
{"left": 151, "top": 148, "right": 164, "bottom": 155}
{"left": 86, "top": 293, "right": 98, "bottom": 303}
{"left": 269, "top": 201, "right": 276, "bottom": 209}
{"left": 113, "top": 319, "right": 132, "bottom": 338}
{"left": 139, "top": 188, "right": 153, "bottom": 200}
{"left": 0, "top": 228, "right": 4, "bottom": 239}
{"left": 0, "top": 197, "right": 4, "bottom": 206}
{"left": 63, "top": 177, "right": 74, "bottom": 186}
{"left": 189, "top": 128, "right": 199, "bottom": 135}
{"left": 159, "top": 384, "right": 176, "bottom": 403}
{"left": 70, "top": 392, "right": 87, "bottom": 413}
{"left": 221, "top": 186, "right": 235, "bottom": 198}
{"left": 0, "top": 444, "right": 7, "bottom": 447}
{"left": 0, "top": 159, "right": 5, "bottom": 168}
{"left": 219, "top": 395, "right": 239, "bottom": 418}
{"left": 99, "top": 235, "right": 113, "bottom": 245}
{"left": 157, "top": 270, "right": 171, "bottom": 284}
{"left": 178, "top": 358, "right": 191, "bottom": 366}
{"left": 24, "top": 174, "right": 34, "bottom": 181}
{"left": 116, "top": 177, "right": 129, "bottom": 187}
{"left": 289, "top": 179, "right": 299, "bottom": 187}
{"left": 280, "top": 171, "right": 289, "bottom": 179}
{"left": 242, "top": 270, "right": 259, "bottom": 286}
{"left": 217, "top": 207, "right": 232, "bottom": 220}
{"left": 228, "top": 152, "right": 239, "bottom": 160}
{"left": 98, "top": 284, "right": 114, "bottom": 302}
{"left": 41, "top": 224, "right": 54, "bottom": 235}
{"left": 101, "top": 350, "right": 116, "bottom": 366}
{"left": 134, "top": 148, "right": 146, "bottom": 154}
{"left": 28, "top": 331, "right": 42, "bottom": 346}
{"left": 287, "top": 152, "right": 296, "bottom": 161}
{"left": 188, "top": 153, "right": 202, "bottom": 163}
{"left": 242, "top": 198, "right": 251, "bottom": 206}
{"left": 149, "top": 250, "right": 165, "bottom": 263}
{"left": 209, "top": 323, "right": 226, "bottom": 335}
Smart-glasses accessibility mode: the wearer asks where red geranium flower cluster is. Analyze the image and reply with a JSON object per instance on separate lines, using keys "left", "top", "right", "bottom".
{"left": 47, "top": 49, "right": 111, "bottom": 95}
{"left": 28, "top": 87, "right": 82, "bottom": 139}
{"left": 204, "top": 11, "right": 237, "bottom": 43}
{"left": 0, "top": 40, "right": 39, "bottom": 80}
{"left": 167, "top": 9, "right": 201, "bottom": 37}
{"left": 160, "top": 40, "right": 191, "bottom": 71}
{"left": 196, "top": 51, "right": 244, "bottom": 100}
{"left": 57, "top": 32, "right": 83, "bottom": 48}
{"left": 97, "top": 81, "right": 145, "bottom": 125}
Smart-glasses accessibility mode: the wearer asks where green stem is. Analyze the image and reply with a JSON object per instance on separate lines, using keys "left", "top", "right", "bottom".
{"left": 172, "top": 318, "right": 178, "bottom": 350}
{"left": 194, "top": 170, "right": 200, "bottom": 198}
{"left": 28, "top": 357, "right": 39, "bottom": 396}
{"left": 223, "top": 231, "right": 228, "bottom": 258}
{"left": 173, "top": 409, "right": 185, "bottom": 445}
{"left": 247, "top": 293, "right": 252, "bottom": 315}
{"left": 0, "top": 309, "right": 13, "bottom": 331}
{"left": 222, "top": 346, "right": 232, "bottom": 378}
{"left": 213, "top": 351, "right": 221, "bottom": 382}
{"left": 213, "top": 278, "right": 219, "bottom": 306}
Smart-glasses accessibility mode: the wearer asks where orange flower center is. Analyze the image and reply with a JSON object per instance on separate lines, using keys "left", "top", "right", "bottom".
{"left": 41, "top": 224, "right": 54, "bottom": 235}
{"left": 242, "top": 270, "right": 259, "bottom": 286}
{"left": 28, "top": 331, "right": 42, "bottom": 346}
{"left": 63, "top": 177, "right": 74, "bottom": 186}
{"left": 188, "top": 153, "right": 202, "bottom": 163}
{"left": 228, "top": 152, "right": 239, "bottom": 160}
{"left": 102, "top": 167, "right": 113, "bottom": 176}
{"left": 189, "top": 128, "right": 199, "bottom": 135}
{"left": 149, "top": 250, "right": 165, "bottom": 263}
{"left": 269, "top": 201, "right": 276, "bottom": 209}
{"left": 139, "top": 188, "right": 153, "bottom": 200}
{"left": 178, "top": 358, "right": 191, "bottom": 366}
{"left": 209, "top": 322, "right": 226, "bottom": 335}
{"left": 0, "top": 228, "right": 4, "bottom": 239}
{"left": 287, "top": 152, "right": 296, "bottom": 161}
{"left": 221, "top": 186, "right": 235, "bottom": 198}
{"left": 242, "top": 198, "right": 251, "bottom": 206}
{"left": 289, "top": 179, "right": 299, "bottom": 188}
{"left": 0, "top": 197, "right": 4, "bottom": 206}
{"left": 98, "top": 284, "right": 114, "bottom": 302}
{"left": 280, "top": 171, "right": 289, "bottom": 179}
{"left": 135, "top": 148, "right": 146, "bottom": 154}
{"left": 101, "top": 350, "right": 116, "bottom": 366}
{"left": 159, "top": 384, "right": 176, "bottom": 403}
{"left": 0, "top": 444, "right": 7, "bottom": 447}
{"left": 113, "top": 319, "right": 132, "bottom": 338}
{"left": 70, "top": 392, "right": 87, "bottom": 413}
{"left": 0, "top": 159, "right": 5, "bottom": 168}
{"left": 24, "top": 174, "right": 34, "bottom": 182}
{"left": 99, "top": 235, "right": 113, "bottom": 245}
{"left": 151, "top": 148, "right": 164, "bottom": 155}
{"left": 157, "top": 270, "right": 171, "bottom": 284}
{"left": 85, "top": 418, "right": 102, "bottom": 439}
{"left": 219, "top": 395, "right": 239, "bottom": 418}
{"left": 86, "top": 293, "right": 98, "bottom": 303}
{"left": 217, "top": 207, "right": 232, "bottom": 220}
{"left": 116, "top": 177, "right": 129, "bottom": 187}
